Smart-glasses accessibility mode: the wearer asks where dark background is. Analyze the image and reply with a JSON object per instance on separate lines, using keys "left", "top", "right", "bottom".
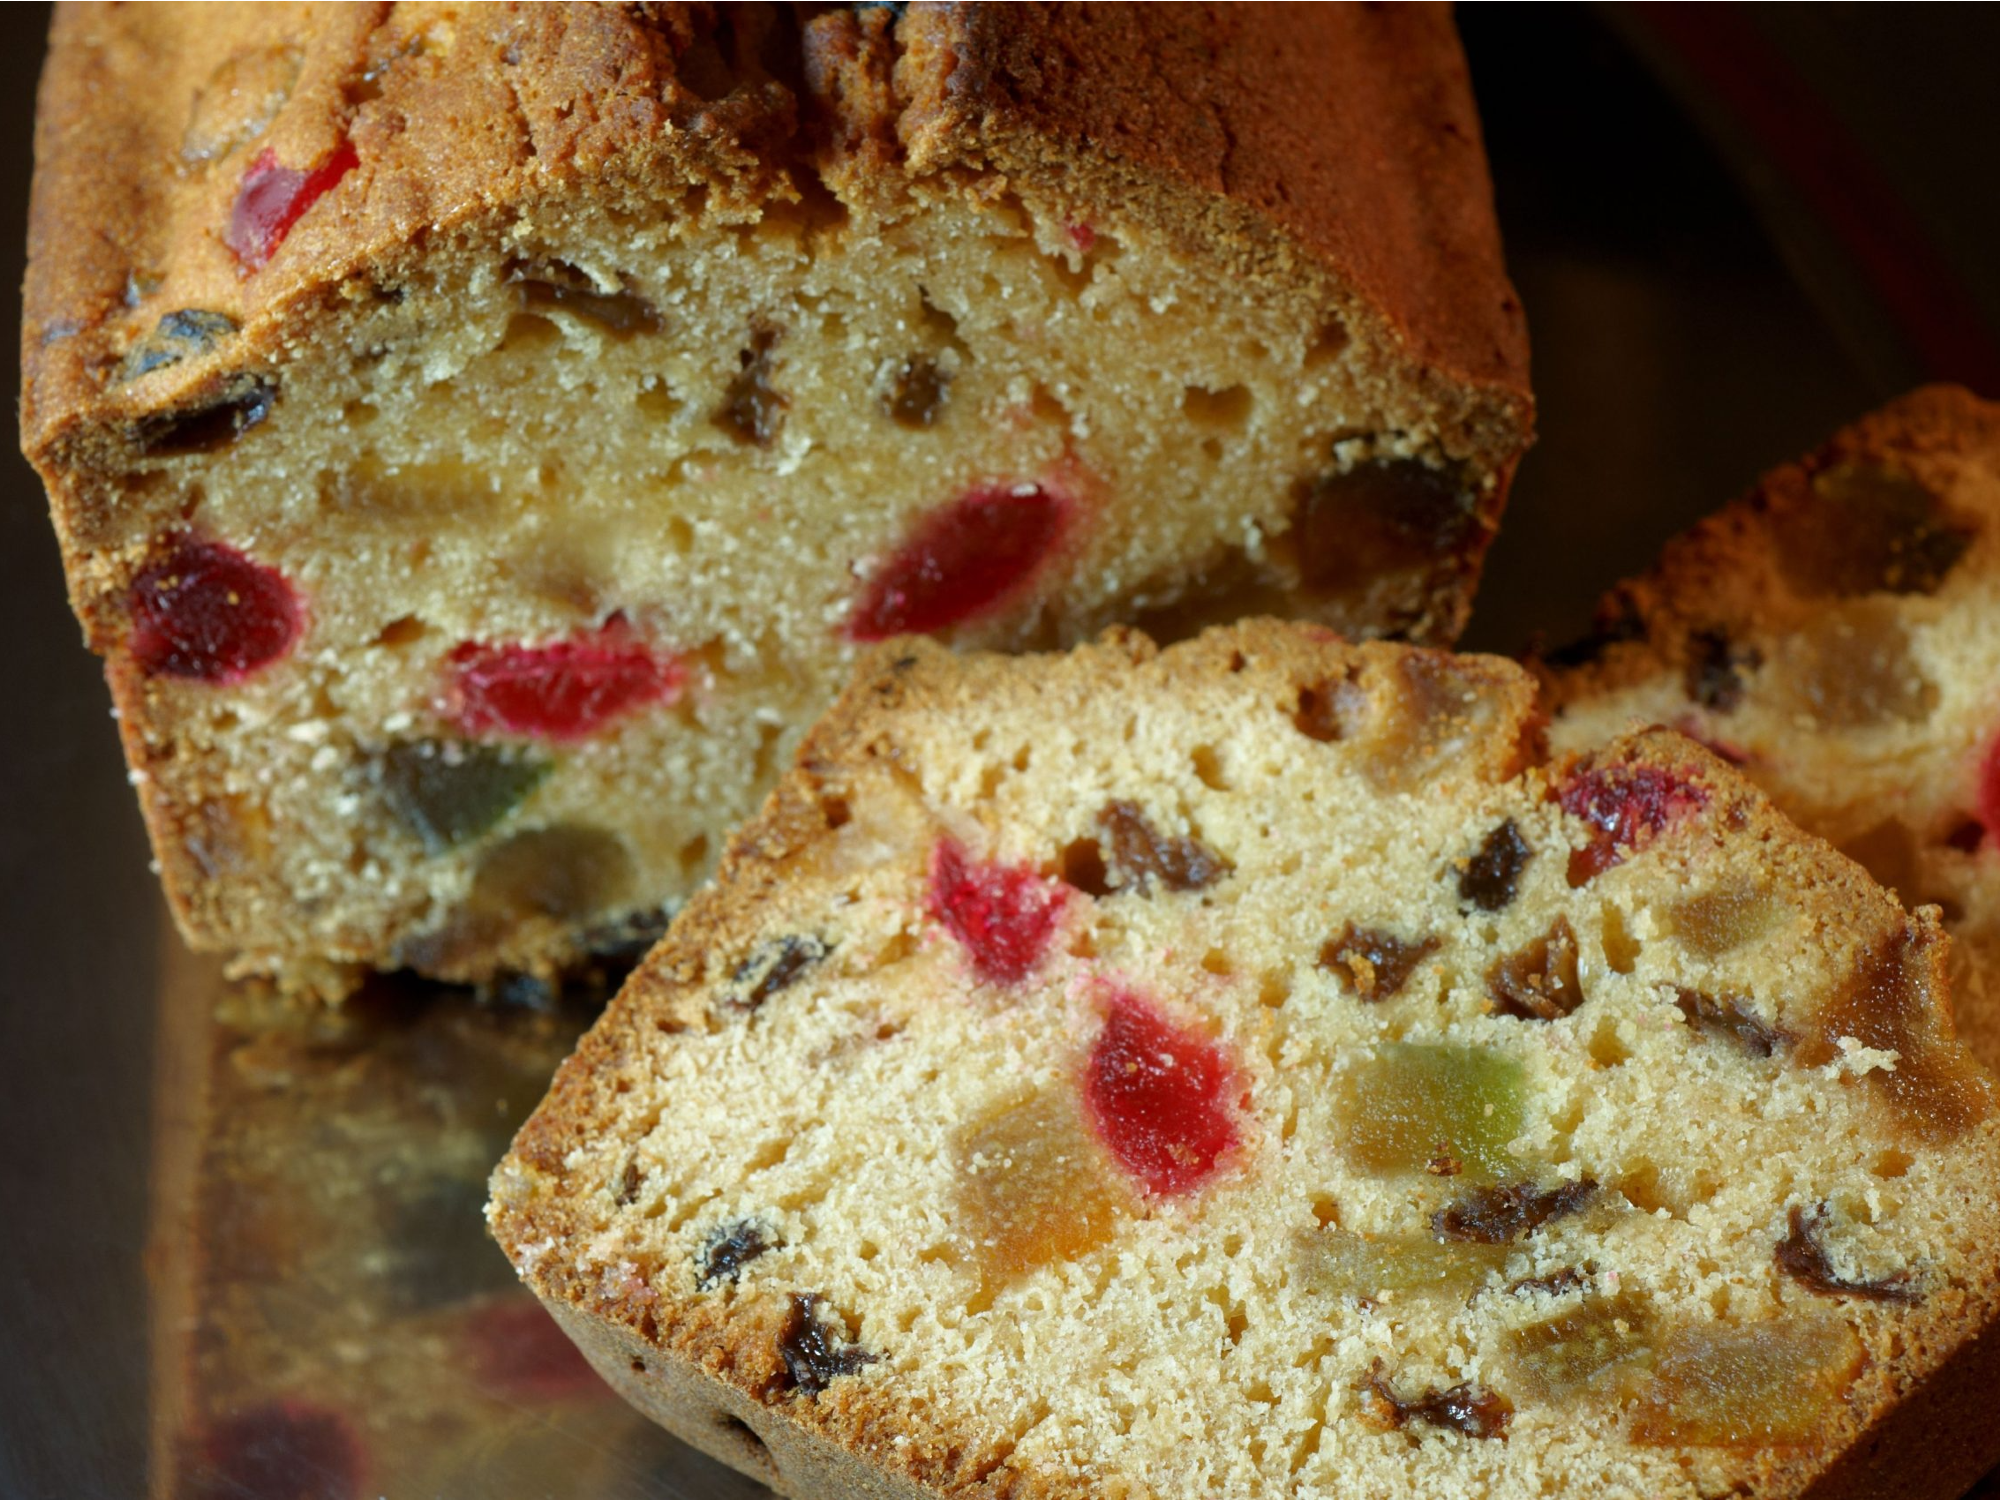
{"left": 3, "top": 5, "right": 1997, "bottom": 1497}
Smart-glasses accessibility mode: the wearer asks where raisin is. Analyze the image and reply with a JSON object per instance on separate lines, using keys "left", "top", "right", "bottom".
{"left": 509, "top": 260, "right": 662, "bottom": 336}
{"left": 1674, "top": 988, "right": 1786, "bottom": 1057}
{"left": 132, "top": 376, "right": 277, "bottom": 456}
{"left": 1289, "top": 458, "right": 1479, "bottom": 595}
{"left": 714, "top": 327, "right": 787, "bottom": 445}
{"left": 225, "top": 141, "right": 359, "bottom": 270}
{"left": 129, "top": 536, "right": 302, "bottom": 681}
{"left": 471, "top": 825, "right": 632, "bottom": 922}
{"left": 1458, "top": 820, "right": 1531, "bottom": 911}
{"left": 774, "top": 1294, "right": 875, "bottom": 1396}
{"left": 370, "top": 739, "right": 550, "bottom": 854}
{"left": 448, "top": 622, "right": 684, "bottom": 742}
{"left": 848, "top": 484, "right": 1070, "bottom": 640}
{"left": 884, "top": 354, "right": 950, "bottom": 428}
{"left": 928, "top": 839, "right": 1066, "bottom": 985}
{"left": 1293, "top": 672, "right": 1367, "bottom": 743}
{"left": 728, "top": 935, "right": 831, "bottom": 1012}
{"left": 1685, "top": 627, "right": 1760, "bottom": 712}
{"left": 1083, "top": 990, "right": 1239, "bottom": 1196}
{"left": 1360, "top": 1362, "right": 1511, "bottom": 1441}
{"left": 1774, "top": 1203, "right": 1917, "bottom": 1302}
{"left": 1507, "top": 1265, "right": 1590, "bottom": 1300}
{"left": 956, "top": 1091, "right": 1128, "bottom": 1282}
{"left": 123, "top": 308, "right": 239, "bottom": 379}
{"left": 1503, "top": 1291, "right": 1653, "bottom": 1402}
{"left": 1432, "top": 1179, "right": 1597, "bottom": 1244}
{"left": 1487, "top": 916, "right": 1582, "bottom": 1022}
{"left": 1774, "top": 461, "right": 1973, "bottom": 599}
{"left": 1096, "top": 800, "right": 1228, "bottom": 893}
{"left": 1320, "top": 924, "right": 1438, "bottom": 1001}
{"left": 699, "top": 1220, "right": 778, "bottom": 1289}
{"left": 190, "top": 1400, "right": 365, "bottom": 1500}
{"left": 1630, "top": 1319, "right": 1863, "bottom": 1447}
{"left": 1557, "top": 763, "right": 1708, "bottom": 884}
{"left": 1336, "top": 1045, "right": 1527, "bottom": 1181}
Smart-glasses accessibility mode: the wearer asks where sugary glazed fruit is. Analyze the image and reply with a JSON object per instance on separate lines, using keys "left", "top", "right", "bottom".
{"left": 1536, "top": 386, "right": 2000, "bottom": 1074}
{"left": 490, "top": 622, "right": 2000, "bottom": 1500}
{"left": 20, "top": 4, "right": 1532, "bottom": 998}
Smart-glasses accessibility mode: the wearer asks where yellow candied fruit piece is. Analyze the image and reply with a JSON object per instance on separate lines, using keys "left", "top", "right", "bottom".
{"left": 1630, "top": 1319, "right": 1863, "bottom": 1447}
{"left": 1335, "top": 1043, "right": 1528, "bottom": 1181}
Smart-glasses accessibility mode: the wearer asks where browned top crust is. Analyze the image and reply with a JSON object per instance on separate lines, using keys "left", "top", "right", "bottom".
{"left": 22, "top": 1, "right": 1530, "bottom": 468}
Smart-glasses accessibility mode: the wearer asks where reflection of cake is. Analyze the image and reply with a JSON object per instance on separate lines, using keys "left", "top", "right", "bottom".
{"left": 23, "top": 5, "right": 1531, "bottom": 1000}
{"left": 147, "top": 942, "right": 756, "bottom": 1500}
{"left": 1535, "top": 387, "right": 2000, "bottom": 1072}
{"left": 491, "top": 622, "right": 2000, "bottom": 1500}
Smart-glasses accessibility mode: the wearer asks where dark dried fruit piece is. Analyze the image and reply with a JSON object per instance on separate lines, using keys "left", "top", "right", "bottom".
{"left": 1774, "top": 1203, "right": 1917, "bottom": 1302}
{"left": 774, "top": 1294, "right": 875, "bottom": 1396}
{"left": 1459, "top": 820, "right": 1531, "bottom": 912}
{"left": 728, "top": 935, "right": 831, "bottom": 1012}
{"left": 1503, "top": 1291, "right": 1653, "bottom": 1401}
{"left": 929, "top": 839, "right": 1066, "bottom": 985}
{"left": 1685, "top": 627, "right": 1761, "bottom": 712}
{"left": 226, "top": 141, "right": 359, "bottom": 270}
{"left": 699, "top": 1220, "right": 778, "bottom": 1289}
{"left": 1084, "top": 990, "right": 1239, "bottom": 1196}
{"left": 509, "top": 261, "right": 662, "bottom": 336}
{"left": 1557, "top": 763, "right": 1708, "bottom": 883}
{"left": 1290, "top": 458, "right": 1479, "bottom": 595}
{"left": 129, "top": 535, "right": 303, "bottom": 681}
{"left": 1773, "top": 461, "right": 1973, "bottom": 599}
{"left": 1488, "top": 916, "right": 1582, "bottom": 1022}
{"left": 371, "top": 739, "right": 551, "bottom": 853}
{"left": 1629, "top": 1319, "right": 1863, "bottom": 1447}
{"left": 192, "top": 1399, "right": 366, "bottom": 1500}
{"left": 123, "top": 308, "right": 239, "bottom": 379}
{"left": 1097, "top": 800, "right": 1229, "bottom": 893}
{"left": 132, "top": 376, "right": 277, "bottom": 456}
{"left": 884, "top": 354, "right": 950, "bottom": 428}
{"left": 1433, "top": 1179, "right": 1596, "bottom": 1244}
{"left": 849, "top": 483, "right": 1070, "bottom": 640}
{"left": 1674, "top": 988, "right": 1786, "bottom": 1057}
{"left": 714, "top": 327, "right": 787, "bottom": 445}
{"left": 1360, "top": 1362, "right": 1511, "bottom": 1441}
{"left": 1320, "top": 924, "right": 1438, "bottom": 1001}
{"left": 448, "top": 622, "right": 684, "bottom": 742}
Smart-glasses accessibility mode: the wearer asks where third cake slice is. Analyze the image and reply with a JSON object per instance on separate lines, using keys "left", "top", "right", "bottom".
{"left": 491, "top": 621, "right": 2000, "bottom": 1500}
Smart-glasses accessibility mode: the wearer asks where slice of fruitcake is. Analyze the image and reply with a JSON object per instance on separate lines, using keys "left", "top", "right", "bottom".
{"left": 489, "top": 621, "right": 2000, "bottom": 1500}
{"left": 21, "top": 3, "right": 1532, "bottom": 998}
{"left": 1536, "top": 385, "right": 2000, "bottom": 1073}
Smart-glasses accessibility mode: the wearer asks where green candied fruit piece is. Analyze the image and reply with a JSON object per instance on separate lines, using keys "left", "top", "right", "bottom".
{"left": 1335, "top": 1043, "right": 1528, "bottom": 1181}
{"left": 1312, "top": 1229, "right": 1509, "bottom": 1301}
{"left": 372, "top": 739, "right": 552, "bottom": 854}
{"left": 1503, "top": 1292, "right": 1654, "bottom": 1402}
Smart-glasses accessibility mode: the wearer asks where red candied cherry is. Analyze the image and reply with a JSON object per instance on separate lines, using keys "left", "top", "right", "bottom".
{"left": 129, "top": 536, "right": 304, "bottom": 682}
{"left": 1978, "top": 732, "right": 2000, "bottom": 848}
{"left": 1557, "top": 763, "right": 1708, "bottom": 883}
{"left": 1084, "top": 989, "right": 1241, "bottom": 1196}
{"left": 458, "top": 1298, "right": 609, "bottom": 1404}
{"left": 447, "top": 620, "right": 684, "bottom": 742}
{"left": 928, "top": 837, "right": 1067, "bottom": 985}
{"left": 848, "top": 483, "right": 1071, "bottom": 640}
{"left": 1067, "top": 222, "right": 1097, "bottom": 253}
{"left": 225, "top": 140, "right": 360, "bottom": 270}
{"left": 194, "top": 1399, "right": 365, "bottom": 1500}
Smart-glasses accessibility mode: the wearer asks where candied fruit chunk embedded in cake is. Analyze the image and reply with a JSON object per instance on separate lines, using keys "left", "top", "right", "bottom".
{"left": 1311, "top": 1230, "right": 1507, "bottom": 1301}
{"left": 1096, "top": 800, "right": 1228, "bottom": 893}
{"left": 447, "top": 623, "right": 684, "bottom": 742}
{"left": 1629, "top": 1319, "right": 1864, "bottom": 1447}
{"left": 369, "top": 739, "right": 550, "bottom": 854}
{"left": 1773, "top": 461, "right": 1972, "bottom": 598}
{"left": 1335, "top": 1043, "right": 1527, "bottom": 1180}
{"left": 1291, "top": 458, "right": 1479, "bottom": 595}
{"left": 1771, "top": 600, "right": 1937, "bottom": 729}
{"left": 1503, "top": 1291, "right": 1654, "bottom": 1402}
{"left": 225, "top": 141, "right": 359, "bottom": 269}
{"left": 1083, "top": 990, "right": 1239, "bottom": 1196}
{"left": 1432, "top": 1179, "right": 1596, "bottom": 1244}
{"left": 1558, "top": 763, "right": 1708, "bottom": 883}
{"left": 1321, "top": 924, "right": 1439, "bottom": 1000}
{"left": 1980, "top": 731, "right": 2000, "bottom": 844}
{"left": 928, "top": 839, "right": 1066, "bottom": 985}
{"left": 848, "top": 484, "right": 1070, "bottom": 640}
{"left": 884, "top": 355, "right": 950, "bottom": 429}
{"left": 956, "top": 1091, "right": 1129, "bottom": 1282}
{"left": 129, "top": 536, "right": 303, "bottom": 682}
{"left": 1774, "top": 1203, "right": 1916, "bottom": 1302}
{"left": 1670, "top": 883, "right": 1781, "bottom": 958}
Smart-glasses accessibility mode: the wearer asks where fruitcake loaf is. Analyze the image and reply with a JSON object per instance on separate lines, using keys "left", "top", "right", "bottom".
{"left": 21, "top": 3, "right": 1532, "bottom": 999}
{"left": 1536, "top": 386, "right": 2000, "bottom": 1075}
{"left": 490, "top": 622, "right": 2000, "bottom": 1500}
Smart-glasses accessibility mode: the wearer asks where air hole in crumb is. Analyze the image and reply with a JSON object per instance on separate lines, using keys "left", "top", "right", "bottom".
{"left": 820, "top": 796, "right": 851, "bottom": 829}
{"left": 874, "top": 1021, "right": 903, "bottom": 1042}
{"left": 1873, "top": 1148, "right": 1914, "bottom": 1179}
{"left": 374, "top": 614, "right": 427, "bottom": 648}
{"left": 1227, "top": 1310, "right": 1250, "bottom": 1345}
{"left": 636, "top": 384, "right": 682, "bottom": 422}
{"left": 1311, "top": 1196, "right": 1339, "bottom": 1228}
{"left": 1201, "top": 437, "right": 1223, "bottom": 462}
{"left": 1201, "top": 947, "right": 1234, "bottom": 977}
{"left": 656, "top": 1017, "right": 688, "bottom": 1035}
{"left": 1059, "top": 837, "right": 1111, "bottom": 897}
{"left": 678, "top": 834, "right": 710, "bottom": 874}
{"left": 1191, "top": 745, "right": 1230, "bottom": 791}
{"left": 715, "top": 1415, "right": 774, "bottom": 1473}
{"left": 1181, "top": 384, "right": 1253, "bottom": 430}
{"left": 1304, "top": 319, "right": 1350, "bottom": 368}
{"left": 1600, "top": 906, "right": 1641, "bottom": 974}
{"left": 977, "top": 764, "right": 1006, "bottom": 800}
{"left": 1618, "top": 1162, "right": 1672, "bottom": 1214}
{"left": 500, "top": 312, "right": 561, "bottom": 351}
{"left": 343, "top": 399, "right": 379, "bottom": 426}
{"left": 1012, "top": 745, "right": 1032, "bottom": 772}
{"left": 630, "top": 1358, "right": 645, "bottom": 1374}
{"left": 858, "top": 1240, "right": 880, "bottom": 1261}
{"left": 1067, "top": 929, "right": 1099, "bottom": 960}
{"left": 1228, "top": 651, "right": 1247, "bottom": 673}
{"left": 1946, "top": 819, "right": 1985, "bottom": 854}
{"left": 210, "top": 708, "right": 241, "bottom": 733}
{"left": 1258, "top": 970, "right": 1291, "bottom": 1009}
{"left": 1586, "top": 1016, "right": 1631, "bottom": 1068}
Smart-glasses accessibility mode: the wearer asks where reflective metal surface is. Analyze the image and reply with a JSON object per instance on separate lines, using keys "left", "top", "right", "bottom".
{"left": 4, "top": 7, "right": 1998, "bottom": 1498}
